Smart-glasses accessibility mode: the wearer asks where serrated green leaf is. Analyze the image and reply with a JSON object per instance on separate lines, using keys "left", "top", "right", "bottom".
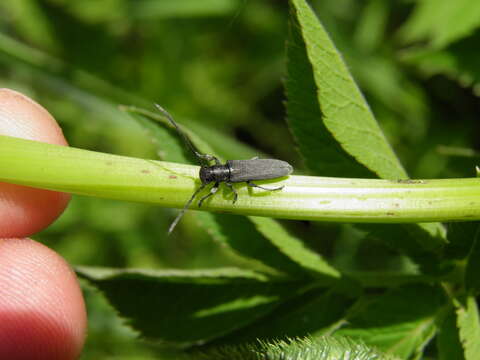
{"left": 465, "top": 225, "right": 480, "bottom": 294}
{"left": 218, "top": 283, "right": 357, "bottom": 344}
{"left": 400, "top": 0, "right": 480, "bottom": 49}
{"left": 124, "top": 107, "right": 196, "bottom": 164}
{"left": 444, "top": 222, "right": 480, "bottom": 260}
{"left": 379, "top": 222, "right": 444, "bottom": 256}
{"left": 287, "top": 0, "right": 446, "bottom": 252}
{"left": 363, "top": 223, "right": 447, "bottom": 274}
{"left": 437, "top": 307, "right": 465, "bottom": 360}
{"left": 121, "top": 105, "right": 217, "bottom": 164}
{"left": 456, "top": 295, "right": 480, "bottom": 360}
{"left": 76, "top": 266, "right": 306, "bottom": 346}
{"left": 185, "top": 118, "right": 262, "bottom": 162}
{"left": 194, "top": 212, "right": 312, "bottom": 279}
{"left": 248, "top": 216, "right": 340, "bottom": 280}
{"left": 285, "top": 10, "right": 372, "bottom": 178}
{"left": 260, "top": 336, "right": 401, "bottom": 360}
{"left": 286, "top": 0, "right": 407, "bottom": 180}
{"left": 193, "top": 335, "right": 401, "bottom": 360}
{"left": 336, "top": 284, "right": 445, "bottom": 359}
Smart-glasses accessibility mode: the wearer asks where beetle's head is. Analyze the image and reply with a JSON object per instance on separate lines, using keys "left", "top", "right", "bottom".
{"left": 199, "top": 166, "right": 214, "bottom": 184}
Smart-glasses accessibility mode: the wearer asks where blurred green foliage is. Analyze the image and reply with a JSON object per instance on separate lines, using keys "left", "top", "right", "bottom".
{"left": 1, "top": 0, "right": 480, "bottom": 359}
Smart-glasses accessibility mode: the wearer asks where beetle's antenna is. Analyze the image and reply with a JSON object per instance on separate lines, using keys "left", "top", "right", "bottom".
{"left": 168, "top": 183, "right": 207, "bottom": 235}
{"left": 155, "top": 104, "right": 207, "bottom": 165}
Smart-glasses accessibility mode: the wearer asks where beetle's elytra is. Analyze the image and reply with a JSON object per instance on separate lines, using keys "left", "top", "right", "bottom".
{"left": 154, "top": 104, "right": 293, "bottom": 234}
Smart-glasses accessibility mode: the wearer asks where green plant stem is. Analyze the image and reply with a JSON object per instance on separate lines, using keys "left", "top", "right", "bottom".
{"left": 2, "top": 134, "right": 480, "bottom": 223}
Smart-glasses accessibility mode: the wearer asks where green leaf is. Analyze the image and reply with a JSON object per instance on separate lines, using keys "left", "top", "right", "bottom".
{"left": 124, "top": 104, "right": 261, "bottom": 167}
{"left": 248, "top": 217, "right": 340, "bottom": 280}
{"left": 184, "top": 118, "right": 262, "bottom": 162}
{"left": 465, "top": 225, "right": 480, "bottom": 294}
{"left": 364, "top": 223, "right": 447, "bottom": 273}
{"left": 76, "top": 266, "right": 306, "bottom": 345}
{"left": 456, "top": 295, "right": 480, "bottom": 360}
{"left": 336, "top": 284, "right": 445, "bottom": 359}
{"left": 285, "top": 11, "right": 371, "bottom": 178}
{"left": 444, "top": 222, "right": 480, "bottom": 260}
{"left": 393, "top": 223, "right": 445, "bottom": 255}
{"left": 401, "top": 32, "right": 480, "bottom": 95}
{"left": 217, "top": 282, "right": 358, "bottom": 343}
{"left": 287, "top": 0, "right": 446, "bottom": 252}
{"left": 121, "top": 105, "right": 218, "bottom": 164}
{"left": 286, "top": 0, "right": 407, "bottom": 179}
{"left": 193, "top": 212, "right": 311, "bottom": 278}
{"left": 192, "top": 336, "right": 402, "bottom": 360}
{"left": 437, "top": 307, "right": 465, "bottom": 360}
{"left": 400, "top": 0, "right": 480, "bottom": 49}
{"left": 123, "top": 107, "right": 196, "bottom": 164}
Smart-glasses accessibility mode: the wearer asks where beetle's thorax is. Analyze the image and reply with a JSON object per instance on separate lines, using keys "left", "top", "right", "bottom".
{"left": 199, "top": 164, "right": 231, "bottom": 184}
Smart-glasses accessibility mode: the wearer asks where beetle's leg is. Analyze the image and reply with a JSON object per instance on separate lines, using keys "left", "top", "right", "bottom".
{"left": 225, "top": 182, "right": 238, "bottom": 204}
{"left": 247, "top": 181, "right": 284, "bottom": 191}
{"left": 198, "top": 182, "right": 220, "bottom": 207}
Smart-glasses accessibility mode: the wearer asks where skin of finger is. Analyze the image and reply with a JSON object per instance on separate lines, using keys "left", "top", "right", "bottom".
{"left": 0, "top": 238, "right": 87, "bottom": 360}
{"left": 0, "top": 88, "right": 71, "bottom": 237}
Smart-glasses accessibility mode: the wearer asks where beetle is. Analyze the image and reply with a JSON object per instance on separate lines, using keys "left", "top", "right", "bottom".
{"left": 154, "top": 104, "right": 293, "bottom": 234}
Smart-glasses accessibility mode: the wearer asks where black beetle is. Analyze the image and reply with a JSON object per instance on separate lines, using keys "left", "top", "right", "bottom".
{"left": 155, "top": 104, "right": 293, "bottom": 234}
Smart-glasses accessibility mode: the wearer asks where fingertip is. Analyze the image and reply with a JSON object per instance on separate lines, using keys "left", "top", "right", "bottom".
{"left": 0, "top": 238, "right": 87, "bottom": 360}
{"left": 0, "top": 88, "right": 67, "bottom": 145}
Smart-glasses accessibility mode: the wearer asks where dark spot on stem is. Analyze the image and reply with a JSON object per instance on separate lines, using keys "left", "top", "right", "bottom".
{"left": 396, "top": 179, "right": 427, "bottom": 184}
